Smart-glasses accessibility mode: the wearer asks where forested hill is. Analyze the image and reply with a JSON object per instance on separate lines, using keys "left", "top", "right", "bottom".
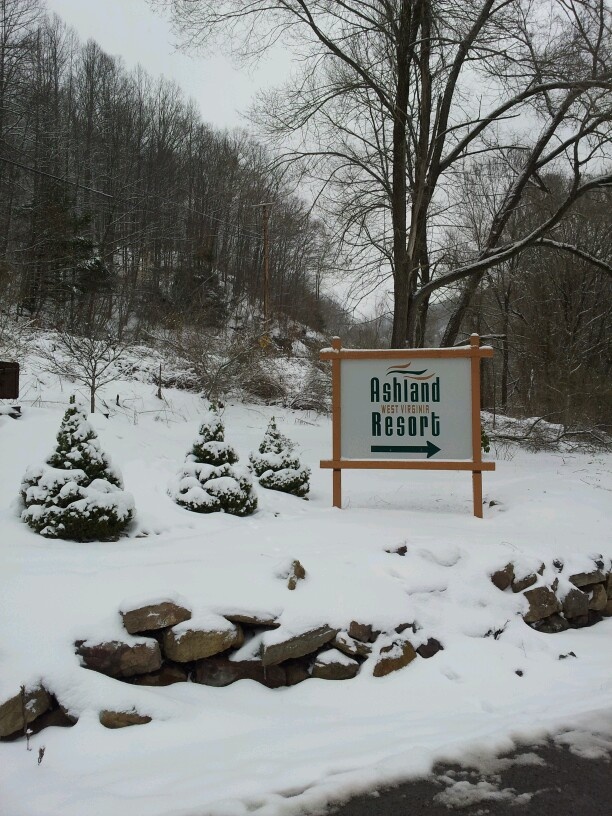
{"left": 0, "top": 0, "right": 332, "bottom": 336}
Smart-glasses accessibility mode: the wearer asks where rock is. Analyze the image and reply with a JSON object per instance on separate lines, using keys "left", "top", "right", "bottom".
{"left": 28, "top": 705, "right": 77, "bottom": 735}
{"left": 260, "top": 625, "right": 338, "bottom": 666}
{"left": 193, "top": 657, "right": 286, "bottom": 689}
{"left": 394, "top": 622, "right": 415, "bottom": 635}
{"left": 0, "top": 687, "right": 51, "bottom": 739}
{"left": 223, "top": 612, "right": 280, "bottom": 629}
{"left": 607, "top": 573, "right": 612, "bottom": 599}
{"left": 529, "top": 614, "right": 569, "bottom": 634}
{"left": 588, "top": 611, "right": 603, "bottom": 627}
{"left": 512, "top": 572, "right": 537, "bottom": 593}
{"left": 588, "top": 584, "right": 608, "bottom": 611}
{"left": 332, "top": 631, "right": 371, "bottom": 659}
{"left": 567, "top": 614, "right": 590, "bottom": 629}
{"left": 562, "top": 588, "right": 589, "bottom": 620}
{"left": 99, "top": 709, "right": 152, "bottom": 729}
{"left": 311, "top": 649, "right": 359, "bottom": 680}
{"left": 348, "top": 621, "right": 373, "bottom": 642}
{"left": 286, "top": 559, "right": 306, "bottom": 590}
{"left": 76, "top": 640, "right": 162, "bottom": 678}
{"left": 131, "top": 663, "right": 189, "bottom": 686}
{"left": 491, "top": 563, "right": 514, "bottom": 591}
{"left": 373, "top": 640, "right": 417, "bottom": 677}
{"left": 602, "top": 600, "right": 612, "bottom": 617}
{"left": 569, "top": 569, "right": 606, "bottom": 588}
{"left": 523, "top": 586, "right": 561, "bottom": 623}
{"left": 121, "top": 601, "right": 191, "bottom": 634}
{"left": 283, "top": 659, "right": 311, "bottom": 686}
{"left": 162, "top": 622, "right": 243, "bottom": 662}
{"left": 385, "top": 544, "right": 407, "bottom": 556}
{"left": 416, "top": 638, "right": 443, "bottom": 659}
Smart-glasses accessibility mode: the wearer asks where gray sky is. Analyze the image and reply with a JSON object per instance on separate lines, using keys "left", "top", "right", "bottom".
{"left": 45, "top": 0, "right": 292, "bottom": 130}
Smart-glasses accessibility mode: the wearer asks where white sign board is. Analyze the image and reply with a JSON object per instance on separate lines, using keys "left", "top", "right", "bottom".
{"left": 340, "top": 357, "right": 473, "bottom": 460}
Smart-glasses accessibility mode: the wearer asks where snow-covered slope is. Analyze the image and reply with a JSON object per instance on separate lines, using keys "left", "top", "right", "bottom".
{"left": 0, "top": 353, "right": 611, "bottom": 816}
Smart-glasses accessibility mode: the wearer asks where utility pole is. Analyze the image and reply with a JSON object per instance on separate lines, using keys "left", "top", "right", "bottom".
{"left": 252, "top": 201, "right": 274, "bottom": 333}
{"left": 262, "top": 203, "right": 270, "bottom": 328}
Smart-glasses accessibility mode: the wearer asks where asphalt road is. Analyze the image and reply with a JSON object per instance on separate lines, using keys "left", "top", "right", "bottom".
{"left": 327, "top": 739, "right": 612, "bottom": 816}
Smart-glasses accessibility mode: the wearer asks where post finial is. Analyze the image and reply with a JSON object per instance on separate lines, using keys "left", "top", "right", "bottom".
{"left": 331, "top": 336, "right": 342, "bottom": 351}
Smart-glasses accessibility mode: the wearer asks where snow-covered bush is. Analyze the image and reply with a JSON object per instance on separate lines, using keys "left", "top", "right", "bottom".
{"left": 249, "top": 418, "right": 310, "bottom": 498}
{"left": 170, "top": 404, "right": 257, "bottom": 516}
{"left": 20, "top": 398, "right": 134, "bottom": 541}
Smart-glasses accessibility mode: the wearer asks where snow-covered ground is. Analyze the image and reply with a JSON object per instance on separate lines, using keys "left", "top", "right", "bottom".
{"left": 1, "top": 357, "right": 611, "bottom": 816}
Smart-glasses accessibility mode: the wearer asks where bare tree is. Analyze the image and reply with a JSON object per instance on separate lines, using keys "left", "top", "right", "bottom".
{"left": 39, "top": 331, "right": 132, "bottom": 413}
{"left": 159, "top": 0, "right": 612, "bottom": 347}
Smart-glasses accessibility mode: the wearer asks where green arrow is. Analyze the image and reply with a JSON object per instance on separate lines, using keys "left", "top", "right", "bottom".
{"left": 370, "top": 441, "right": 441, "bottom": 458}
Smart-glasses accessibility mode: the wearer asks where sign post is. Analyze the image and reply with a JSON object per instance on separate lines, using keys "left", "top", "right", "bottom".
{"left": 320, "top": 334, "right": 494, "bottom": 517}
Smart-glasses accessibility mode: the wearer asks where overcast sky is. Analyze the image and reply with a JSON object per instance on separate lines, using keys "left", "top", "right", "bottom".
{"left": 45, "top": 0, "right": 292, "bottom": 130}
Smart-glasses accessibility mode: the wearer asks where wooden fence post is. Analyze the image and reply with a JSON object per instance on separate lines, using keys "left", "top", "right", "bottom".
{"left": 331, "top": 336, "right": 342, "bottom": 508}
{"left": 470, "top": 333, "right": 484, "bottom": 518}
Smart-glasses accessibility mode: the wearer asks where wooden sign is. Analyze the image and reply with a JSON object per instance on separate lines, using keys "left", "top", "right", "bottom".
{"left": 0, "top": 361, "right": 19, "bottom": 399}
{"left": 320, "top": 334, "right": 494, "bottom": 518}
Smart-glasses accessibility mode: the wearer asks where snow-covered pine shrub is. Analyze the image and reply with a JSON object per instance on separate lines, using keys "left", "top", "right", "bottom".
{"left": 170, "top": 404, "right": 257, "bottom": 516}
{"left": 20, "top": 398, "right": 134, "bottom": 541}
{"left": 249, "top": 418, "right": 310, "bottom": 498}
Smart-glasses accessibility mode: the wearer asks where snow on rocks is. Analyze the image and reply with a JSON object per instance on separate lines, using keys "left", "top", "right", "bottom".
{"left": 311, "top": 649, "right": 360, "bottom": 680}
{"left": 260, "top": 624, "right": 339, "bottom": 666}
{"left": 372, "top": 637, "right": 418, "bottom": 677}
{"left": 0, "top": 686, "right": 51, "bottom": 739}
{"left": 490, "top": 558, "right": 612, "bottom": 632}
{"left": 99, "top": 709, "right": 152, "bottom": 729}
{"left": 120, "top": 601, "right": 192, "bottom": 634}
{"left": 75, "top": 639, "right": 162, "bottom": 678}
{"left": 276, "top": 557, "right": 307, "bottom": 590}
{"left": 162, "top": 616, "right": 244, "bottom": 662}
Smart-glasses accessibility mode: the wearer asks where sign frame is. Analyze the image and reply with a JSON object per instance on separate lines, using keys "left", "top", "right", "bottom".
{"left": 320, "top": 334, "right": 495, "bottom": 518}
{"left": 0, "top": 361, "right": 19, "bottom": 400}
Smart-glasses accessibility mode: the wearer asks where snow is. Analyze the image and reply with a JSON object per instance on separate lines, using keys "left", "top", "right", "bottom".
{"left": 0, "top": 347, "right": 611, "bottom": 816}
{"left": 316, "top": 649, "right": 356, "bottom": 667}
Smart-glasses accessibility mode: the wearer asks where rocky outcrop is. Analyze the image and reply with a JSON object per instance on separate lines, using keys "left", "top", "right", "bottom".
{"left": 373, "top": 639, "right": 417, "bottom": 677}
{"left": 416, "top": 638, "right": 444, "bottom": 659}
{"left": 0, "top": 686, "right": 51, "bottom": 738}
{"left": 76, "top": 639, "right": 162, "bottom": 678}
{"left": 286, "top": 560, "right": 306, "bottom": 590}
{"left": 511, "top": 571, "right": 538, "bottom": 593}
{"left": 99, "top": 709, "right": 152, "bottom": 729}
{"left": 348, "top": 621, "right": 374, "bottom": 642}
{"left": 162, "top": 622, "right": 243, "bottom": 662}
{"left": 260, "top": 625, "right": 338, "bottom": 666}
{"left": 490, "top": 563, "right": 514, "bottom": 591}
{"left": 562, "top": 588, "right": 589, "bottom": 620}
{"left": 491, "top": 559, "right": 611, "bottom": 634}
{"left": 223, "top": 612, "right": 280, "bottom": 629}
{"left": 131, "top": 663, "right": 189, "bottom": 686}
{"left": 523, "top": 586, "right": 561, "bottom": 623}
{"left": 332, "top": 631, "right": 372, "bottom": 659}
{"left": 121, "top": 601, "right": 191, "bottom": 634}
{"left": 569, "top": 569, "right": 606, "bottom": 588}
{"left": 311, "top": 649, "right": 359, "bottom": 680}
{"left": 193, "top": 656, "right": 286, "bottom": 688}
